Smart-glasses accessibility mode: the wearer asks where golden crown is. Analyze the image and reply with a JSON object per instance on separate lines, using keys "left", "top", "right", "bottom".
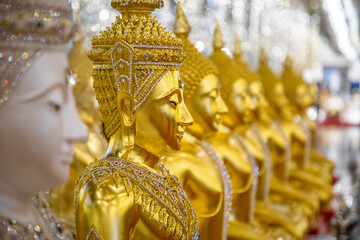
{"left": 89, "top": 0, "right": 185, "bottom": 140}
{"left": 209, "top": 23, "right": 247, "bottom": 102}
{"left": 173, "top": 3, "right": 217, "bottom": 100}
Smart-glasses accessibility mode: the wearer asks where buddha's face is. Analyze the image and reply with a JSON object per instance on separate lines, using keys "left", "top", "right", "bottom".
{"left": 0, "top": 51, "right": 88, "bottom": 193}
{"left": 186, "top": 74, "right": 228, "bottom": 132}
{"left": 273, "top": 82, "right": 292, "bottom": 119}
{"left": 135, "top": 71, "right": 193, "bottom": 157}
{"left": 296, "top": 83, "right": 312, "bottom": 109}
{"left": 73, "top": 76, "right": 101, "bottom": 127}
{"left": 229, "top": 78, "right": 255, "bottom": 123}
{"left": 250, "top": 81, "right": 270, "bottom": 120}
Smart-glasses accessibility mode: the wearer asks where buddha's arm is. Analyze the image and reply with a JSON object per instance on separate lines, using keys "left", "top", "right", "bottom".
{"left": 290, "top": 165, "right": 331, "bottom": 188}
{"left": 270, "top": 178, "right": 318, "bottom": 211}
{"left": 223, "top": 156, "right": 252, "bottom": 194}
{"left": 254, "top": 201, "right": 303, "bottom": 238}
{"left": 164, "top": 156, "right": 223, "bottom": 217}
{"left": 310, "top": 149, "right": 334, "bottom": 171}
{"left": 76, "top": 179, "right": 138, "bottom": 240}
{"left": 184, "top": 171, "right": 223, "bottom": 217}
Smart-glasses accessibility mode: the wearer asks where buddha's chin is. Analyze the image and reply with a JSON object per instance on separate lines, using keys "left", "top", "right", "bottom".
{"left": 210, "top": 117, "right": 222, "bottom": 131}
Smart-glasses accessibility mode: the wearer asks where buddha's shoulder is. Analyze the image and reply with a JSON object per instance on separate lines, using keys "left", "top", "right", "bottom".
{"left": 75, "top": 159, "right": 131, "bottom": 201}
{"left": 76, "top": 158, "right": 151, "bottom": 195}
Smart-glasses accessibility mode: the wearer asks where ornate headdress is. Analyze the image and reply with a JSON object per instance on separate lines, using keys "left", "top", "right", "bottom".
{"left": 209, "top": 23, "right": 247, "bottom": 102}
{"left": 0, "top": 0, "right": 76, "bottom": 107}
{"left": 89, "top": 0, "right": 185, "bottom": 140}
{"left": 233, "top": 35, "right": 262, "bottom": 83}
{"left": 173, "top": 3, "right": 217, "bottom": 101}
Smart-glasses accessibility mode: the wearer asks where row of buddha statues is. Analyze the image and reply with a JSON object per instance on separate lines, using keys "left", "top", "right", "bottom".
{"left": 0, "top": 0, "right": 334, "bottom": 239}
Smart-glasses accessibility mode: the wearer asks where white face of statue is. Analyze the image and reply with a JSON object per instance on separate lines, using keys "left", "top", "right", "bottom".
{"left": 0, "top": 51, "right": 88, "bottom": 193}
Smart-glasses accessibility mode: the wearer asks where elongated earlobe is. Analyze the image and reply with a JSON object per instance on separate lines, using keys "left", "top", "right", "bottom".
{"left": 117, "top": 92, "right": 135, "bottom": 151}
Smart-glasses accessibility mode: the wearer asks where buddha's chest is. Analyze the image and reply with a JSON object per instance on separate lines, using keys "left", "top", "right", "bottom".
{"left": 92, "top": 158, "right": 199, "bottom": 240}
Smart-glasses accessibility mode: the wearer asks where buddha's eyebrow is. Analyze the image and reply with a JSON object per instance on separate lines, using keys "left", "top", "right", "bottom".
{"left": 20, "top": 68, "right": 68, "bottom": 102}
{"left": 162, "top": 88, "right": 182, "bottom": 102}
{"left": 21, "top": 82, "right": 66, "bottom": 103}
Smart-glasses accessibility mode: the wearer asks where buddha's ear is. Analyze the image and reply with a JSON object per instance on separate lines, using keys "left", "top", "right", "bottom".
{"left": 117, "top": 91, "right": 135, "bottom": 151}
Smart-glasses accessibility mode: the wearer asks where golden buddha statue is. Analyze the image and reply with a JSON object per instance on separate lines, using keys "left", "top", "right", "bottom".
{"left": 74, "top": 1, "right": 199, "bottom": 239}
{"left": 258, "top": 50, "right": 331, "bottom": 208}
{"left": 281, "top": 57, "right": 334, "bottom": 175}
{"left": 245, "top": 78, "right": 317, "bottom": 219}
{"left": 232, "top": 38, "right": 313, "bottom": 239}
{"left": 161, "top": 4, "right": 232, "bottom": 240}
{"left": 232, "top": 37, "right": 287, "bottom": 182}
{"left": 49, "top": 31, "right": 106, "bottom": 232}
{"left": 208, "top": 23, "right": 295, "bottom": 240}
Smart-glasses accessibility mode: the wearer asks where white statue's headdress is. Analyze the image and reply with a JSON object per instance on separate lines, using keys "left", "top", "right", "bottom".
{"left": 0, "top": 0, "right": 76, "bottom": 107}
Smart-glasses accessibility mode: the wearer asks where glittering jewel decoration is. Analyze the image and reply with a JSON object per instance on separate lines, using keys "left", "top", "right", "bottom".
{"left": 250, "top": 125, "right": 272, "bottom": 201}
{"left": 294, "top": 116, "right": 311, "bottom": 169}
{"left": 0, "top": 192, "right": 73, "bottom": 240}
{"left": 78, "top": 157, "right": 199, "bottom": 240}
{"left": 273, "top": 121, "right": 291, "bottom": 181}
{"left": 0, "top": 50, "right": 42, "bottom": 107}
{"left": 85, "top": 227, "right": 102, "bottom": 240}
{"left": 0, "top": 0, "right": 76, "bottom": 107}
{"left": 201, "top": 140, "right": 233, "bottom": 240}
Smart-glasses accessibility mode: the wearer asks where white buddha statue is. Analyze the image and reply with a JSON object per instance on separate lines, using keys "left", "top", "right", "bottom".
{"left": 0, "top": 0, "right": 88, "bottom": 239}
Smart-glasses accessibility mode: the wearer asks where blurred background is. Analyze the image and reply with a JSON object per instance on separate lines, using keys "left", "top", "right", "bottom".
{"left": 70, "top": 0, "right": 360, "bottom": 238}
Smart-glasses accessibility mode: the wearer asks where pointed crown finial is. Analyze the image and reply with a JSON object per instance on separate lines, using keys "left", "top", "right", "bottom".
{"left": 234, "top": 34, "right": 242, "bottom": 59}
{"left": 284, "top": 54, "right": 293, "bottom": 68}
{"left": 174, "top": 2, "right": 190, "bottom": 37}
{"left": 259, "top": 47, "right": 268, "bottom": 64}
{"left": 213, "top": 21, "right": 224, "bottom": 50}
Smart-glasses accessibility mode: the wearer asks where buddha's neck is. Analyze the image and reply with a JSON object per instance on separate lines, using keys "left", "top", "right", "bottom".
{"left": 222, "top": 112, "right": 240, "bottom": 130}
{"left": 294, "top": 102, "right": 307, "bottom": 115}
{"left": 257, "top": 111, "right": 273, "bottom": 126}
{"left": 0, "top": 177, "right": 37, "bottom": 224}
{"left": 223, "top": 113, "right": 252, "bottom": 135}
{"left": 234, "top": 124, "right": 249, "bottom": 136}
{"left": 183, "top": 131, "right": 201, "bottom": 144}
{"left": 186, "top": 121, "right": 215, "bottom": 140}
{"left": 104, "top": 129, "right": 126, "bottom": 158}
{"left": 104, "top": 129, "right": 159, "bottom": 168}
{"left": 281, "top": 108, "right": 294, "bottom": 122}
